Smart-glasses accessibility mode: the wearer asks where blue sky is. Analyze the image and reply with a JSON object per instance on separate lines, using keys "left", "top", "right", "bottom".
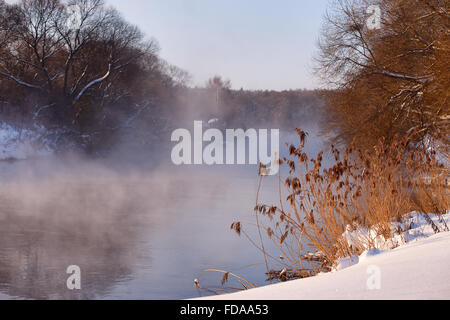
{"left": 106, "top": 0, "right": 331, "bottom": 90}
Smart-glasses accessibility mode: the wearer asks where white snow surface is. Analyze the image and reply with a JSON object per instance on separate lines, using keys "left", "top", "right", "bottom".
{"left": 199, "top": 212, "right": 450, "bottom": 300}
{"left": 0, "top": 122, "right": 52, "bottom": 160}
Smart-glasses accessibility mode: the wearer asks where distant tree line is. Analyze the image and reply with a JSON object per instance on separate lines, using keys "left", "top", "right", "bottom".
{"left": 175, "top": 75, "right": 325, "bottom": 129}
{"left": 0, "top": 0, "right": 325, "bottom": 154}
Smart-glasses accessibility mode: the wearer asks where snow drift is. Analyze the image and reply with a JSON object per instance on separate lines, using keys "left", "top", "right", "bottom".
{"left": 199, "top": 212, "right": 450, "bottom": 300}
{"left": 0, "top": 122, "right": 53, "bottom": 160}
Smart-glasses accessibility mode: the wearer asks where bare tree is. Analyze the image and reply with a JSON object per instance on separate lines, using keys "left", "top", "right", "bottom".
{"left": 0, "top": 0, "right": 159, "bottom": 136}
{"left": 316, "top": 0, "right": 449, "bottom": 149}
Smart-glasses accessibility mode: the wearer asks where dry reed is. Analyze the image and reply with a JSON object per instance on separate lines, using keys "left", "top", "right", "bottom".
{"left": 230, "top": 129, "right": 449, "bottom": 280}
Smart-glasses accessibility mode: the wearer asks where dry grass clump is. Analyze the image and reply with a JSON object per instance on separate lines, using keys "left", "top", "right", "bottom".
{"left": 231, "top": 130, "right": 449, "bottom": 279}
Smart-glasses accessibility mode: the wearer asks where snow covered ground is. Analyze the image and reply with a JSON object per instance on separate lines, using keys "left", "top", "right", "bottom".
{"left": 200, "top": 212, "right": 450, "bottom": 300}
{"left": 0, "top": 122, "right": 52, "bottom": 160}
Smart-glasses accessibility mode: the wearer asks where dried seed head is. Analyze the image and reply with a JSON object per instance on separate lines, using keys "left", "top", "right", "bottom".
{"left": 221, "top": 272, "right": 229, "bottom": 285}
{"left": 230, "top": 222, "right": 241, "bottom": 236}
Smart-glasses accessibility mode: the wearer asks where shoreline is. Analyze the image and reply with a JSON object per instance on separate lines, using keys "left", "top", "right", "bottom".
{"left": 197, "top": 213, "right": 450, "bottom": 300}
{"left": 196, "top": 230, "right": 450, "bottom": 300}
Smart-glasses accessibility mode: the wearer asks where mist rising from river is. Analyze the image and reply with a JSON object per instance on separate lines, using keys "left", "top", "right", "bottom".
{"left": 0, "top": 121, "right": 329, "bottom": 299}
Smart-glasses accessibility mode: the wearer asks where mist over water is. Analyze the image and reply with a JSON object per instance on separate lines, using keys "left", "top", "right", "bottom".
{"left": 0, "top": 0, "right": 334, "bottom": 301}
{"left": 0, "top": 119, "right": 328, "bottom": 299}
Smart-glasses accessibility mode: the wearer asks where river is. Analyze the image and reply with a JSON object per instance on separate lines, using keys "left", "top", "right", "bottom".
{"left": 0, "top": 127, "right": 327, "bottom": 299}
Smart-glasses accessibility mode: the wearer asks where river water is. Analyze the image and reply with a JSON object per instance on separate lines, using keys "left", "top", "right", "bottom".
{"left": 0, "top": 128, "right": 327, "bottom": 299}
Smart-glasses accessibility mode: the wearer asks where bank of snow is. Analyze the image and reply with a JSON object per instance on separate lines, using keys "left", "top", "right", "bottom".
{"left": 200, "top": 212, "right": 450, "bottom": 300}
{"left": 0, "top": 123, "right": 52, "bottom": 160}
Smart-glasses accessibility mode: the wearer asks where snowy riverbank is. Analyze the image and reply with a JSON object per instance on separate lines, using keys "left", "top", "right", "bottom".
{"left": 199, "top": 212, "right": 450, "bottom": 300}
{"left": 0, "top": 122, "right": 52, "bottom": 160}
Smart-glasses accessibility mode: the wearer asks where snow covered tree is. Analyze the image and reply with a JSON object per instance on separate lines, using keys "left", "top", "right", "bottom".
{"left": 0, "top": 0, "right": 164, "bottom": 148}
{"left": 316, "top": 0, "right": 449, "bottom": 149}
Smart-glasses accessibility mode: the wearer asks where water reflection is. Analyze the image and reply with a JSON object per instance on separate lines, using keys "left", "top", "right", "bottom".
{"left": 0, "top": 162, "right": 272, "bottom": 299}
{"left": 0, "top": 174, "right": 150, "bottom": 299}
{"left": 0, "top": 128, "right": 327, "bottom": 299}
